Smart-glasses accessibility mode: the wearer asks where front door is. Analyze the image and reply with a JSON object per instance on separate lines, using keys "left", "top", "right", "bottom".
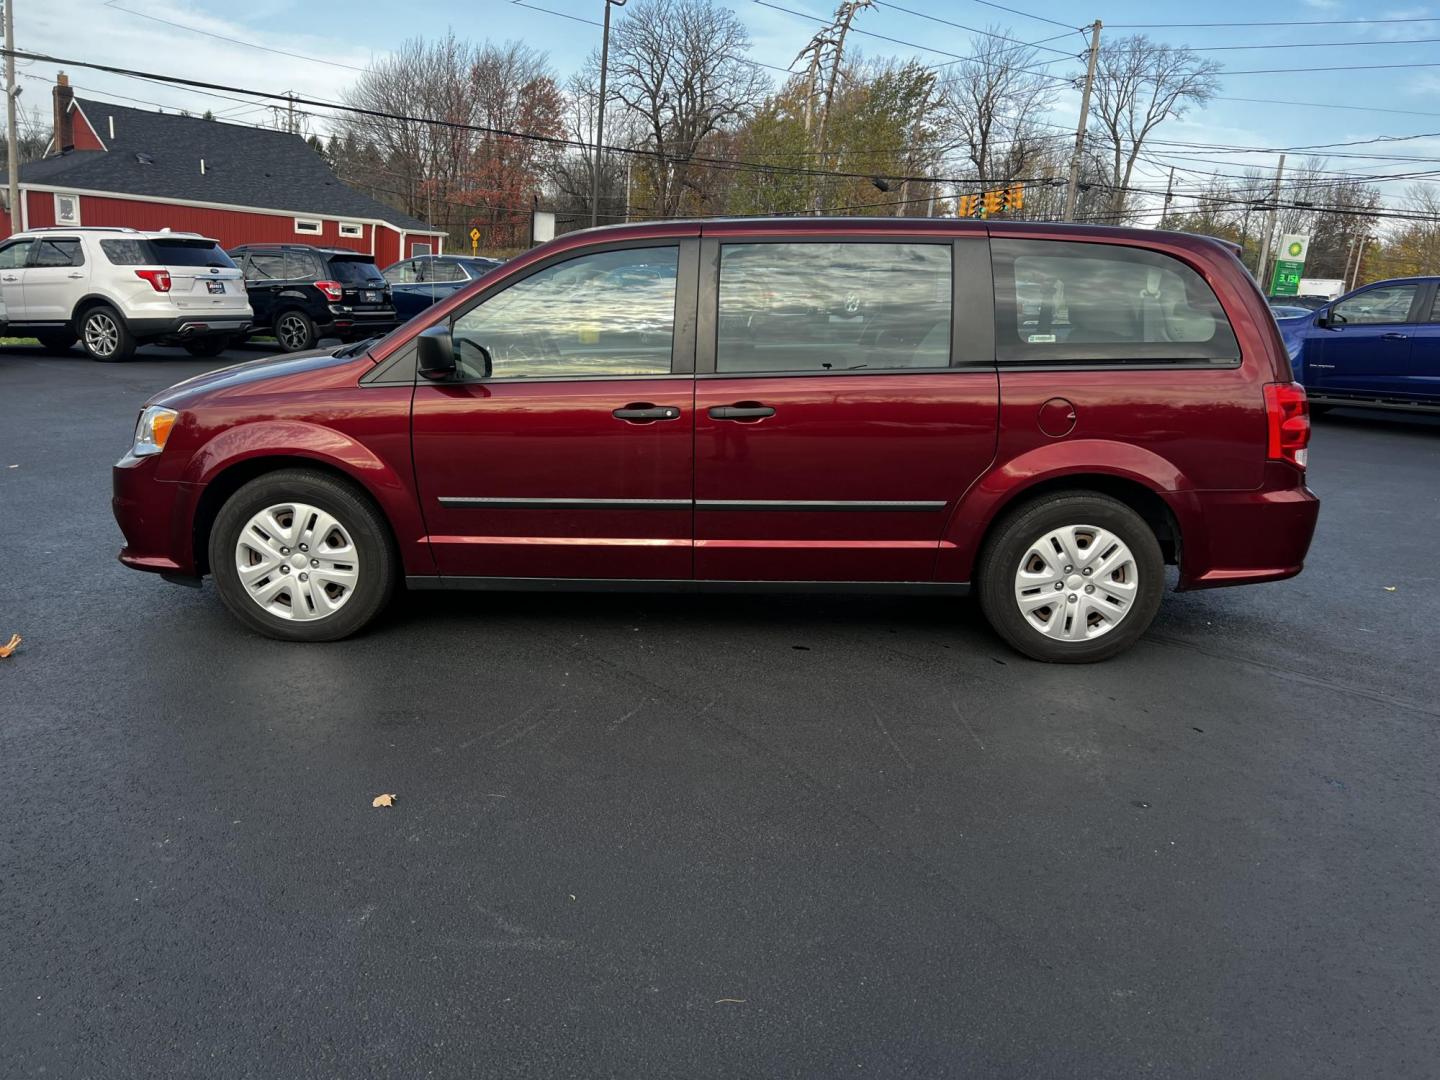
{"left": 693, "top": 236, "right": 998, "bottom": 582}
{"left": 22, "top": 237, "right": 87, "bottom": 320}
{"left": 412, "top": 240, "right": 699, "bottom": 581}
{"left": 0, "top": 238, "right": 34, "bottom": 322}
{"left": 1309, "top": 282, "right": 1423, "bottom": 398}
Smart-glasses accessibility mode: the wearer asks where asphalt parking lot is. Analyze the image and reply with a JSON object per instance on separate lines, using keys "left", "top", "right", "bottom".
{"left": 2, "top": 342, "right": 1437, "bottom": 1078}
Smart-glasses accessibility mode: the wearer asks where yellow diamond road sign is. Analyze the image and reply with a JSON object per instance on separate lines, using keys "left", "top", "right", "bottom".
{"left": 469, "top": 227, "right": 480, "bottom": 243}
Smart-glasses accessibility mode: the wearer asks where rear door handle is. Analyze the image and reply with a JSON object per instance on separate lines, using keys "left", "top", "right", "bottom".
{"left": 67, "top": 272, "right": 85, "bottom": 279}
{"left": 708, "top": 404, "right": 775, "bottom": 421}
{"left": 612, "top": 403, "right": 681, "bottom": 423}
{"left": 1382, "top": 332, "right": 1408, "bottom": 341}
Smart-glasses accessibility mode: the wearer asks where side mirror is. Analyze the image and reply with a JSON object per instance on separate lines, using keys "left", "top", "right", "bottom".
{"left": 416, "top": 324, "right": 457, "bottom": 381}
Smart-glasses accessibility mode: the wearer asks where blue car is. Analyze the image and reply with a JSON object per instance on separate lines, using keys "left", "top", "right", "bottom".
{"left": 383, "top": 255, "right": 504, "bottom": 320}
{"left": 1276, "top": 276, "right": 1440, "bottom": 413}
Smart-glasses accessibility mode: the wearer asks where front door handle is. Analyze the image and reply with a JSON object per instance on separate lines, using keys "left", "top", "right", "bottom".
{"left": 1382, "top": 332, "right": 1408, "bottom": 341}
{"left": 1, "top": 275, "right": 17, "bottom": 282}
{"left": 612, "top": 403, "right": 681, "bottom": 423}
{"left": 708, "top": 403, "right": 775, "bottom": 421}
{"left": 67, "top": 271, "right": 85, "bottom": 279}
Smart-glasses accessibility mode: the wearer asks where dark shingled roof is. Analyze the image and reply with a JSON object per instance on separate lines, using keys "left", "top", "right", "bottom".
{"left": 5, "top": 98, "right": 439, "bottom": 234}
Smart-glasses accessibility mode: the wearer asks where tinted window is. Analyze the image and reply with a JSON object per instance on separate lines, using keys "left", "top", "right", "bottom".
{"left": 285, "top": 252, "right": 319, "bottom": 280}
{"left": 992, "top": 239, "right": 1239, "bottom": 364}
{"left": 1430, "top": 291, "right": 1440, "bottom": 324}
{"left": 327, "top": 257, "right": 385, "bottom": 285}
{"left": 384, "top": 260, "right": 417, "bottom": 285}
{"left": 32, "top": 238, "right": 83, "bottom": 267}
{"left": 245, "top": 253, "right": 287, "bottom": 280}
{"left": 149, "top": 239, "right": 236, "bottom": 268}
{"left": 100, "top": 239, "right": 149, "bottom": 266}
{"left": 429, "top": 261, "right": 466, "bottom": 283}
{"left": 1333, "top": 284, "right": 1417, "bottom": 326}
{"left": 0, "top": 240, "right": 32, "bottom": 269}
{"left": 715, "top": 242, "right": 951, "bottom": 373}
{"left": 452, "top": 246, "right": 678, "bottom": 379}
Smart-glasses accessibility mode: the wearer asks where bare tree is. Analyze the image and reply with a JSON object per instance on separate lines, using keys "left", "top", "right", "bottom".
{"left": 607, "top": 0, "right": 769, "bottom": 218}
{"left": 938, "top": 28, "right": 1057, "bottom": 184}
{"left": 1088, "top": 35, "right": 1221, "bottom": 219}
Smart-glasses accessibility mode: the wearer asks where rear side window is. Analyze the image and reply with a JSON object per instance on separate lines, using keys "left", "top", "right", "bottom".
{"left": 384, "top": 261, "right": 416, "bottom": 284}
{"left": 285, "top": 252, "right": 319, "bottom": 279}
{"left": 100, "top": 239, "right": 150, "bottom": 265}
{"left": 32, "top": 238, "right": 84, "bottom": 267}
{"left": 429, "top": 261, "right": 466, "bottom": 283}
{"left": 327, "top": 257, "right": 385, "bottom": 285}
{"left": 991, "top": 239, "right": 1239, "bottom": 365}
{"left": 245, "top": 253, "right": 288, "bottom": 280}
{"left": 716, "top": 242, "right": 951, "bottom": 373}
{"left": 148, "top": 239, "right": 236, "bottom": 268}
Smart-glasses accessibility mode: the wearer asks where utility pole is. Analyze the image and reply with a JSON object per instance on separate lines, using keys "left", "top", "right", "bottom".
{"left": 809, "top": 0, "right": 873, "bottom": 213}
{"left": 3, "top": 0, "right": 19, "bottom": 235}
{"left": 1162, "top": 166, "right": 1175, "bottom": 222}
{"left": 1255, "top": 153, "right": 1285, "bottom": 288}
{"left": 1341, "top": 233, "right": 1358, "bottom": 290}
{"left": 590, "top": 0, "right": 626, "bottom": 229}
{"left": 1063, "top": 20, "right": 1101, "bottom": 223}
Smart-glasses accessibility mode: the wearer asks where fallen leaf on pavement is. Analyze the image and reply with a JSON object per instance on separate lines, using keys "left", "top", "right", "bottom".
{"left": 0, "top": 634, "right": 20, "bottom": 658}
{"left": 371, "top": 793, "right": 396, "bottom": 808}
{"left": 715, "top": 998, "right": 747, "bottom": 1004}
{"left": 1384, "top": 586, "right": 1397, "bottom": 592}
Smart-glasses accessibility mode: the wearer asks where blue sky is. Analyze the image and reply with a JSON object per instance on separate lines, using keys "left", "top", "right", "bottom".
{"left": 16, "top": 0, "right": 1440, "bottom": 215}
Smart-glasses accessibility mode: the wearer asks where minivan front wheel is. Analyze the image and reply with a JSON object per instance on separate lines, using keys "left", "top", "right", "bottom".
{"left": 977, "top": 493, "right": 1164, "bottom": 663}
{"left": 209, "top": 469, "right": 396, "bottom": 642}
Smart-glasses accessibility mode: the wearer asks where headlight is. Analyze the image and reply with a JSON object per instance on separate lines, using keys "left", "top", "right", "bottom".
{"left": 130, "top": 406, "right": 178, "bottom": 457}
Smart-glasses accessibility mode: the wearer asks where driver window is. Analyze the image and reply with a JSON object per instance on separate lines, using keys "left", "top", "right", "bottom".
{"left": 452, "top": 246, "right": 678, "bottom": 379}
{"left": 1333, "top": 285, "right": 1417, "bottom": 326}
{"left": 0, "top": 239, "right": 33, "bottom": 269}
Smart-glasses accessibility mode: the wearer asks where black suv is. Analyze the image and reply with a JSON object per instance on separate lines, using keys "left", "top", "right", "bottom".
{"left": 228, "top": 244, "right": 398, "bottom": 352}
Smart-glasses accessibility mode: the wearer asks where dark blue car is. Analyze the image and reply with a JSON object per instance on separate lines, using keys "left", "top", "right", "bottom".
{"left": 382, "top": 255, "right": 504, "bottom": 320}
{"left": 1276, "top": 276, "right": 1440, "bottom": 413}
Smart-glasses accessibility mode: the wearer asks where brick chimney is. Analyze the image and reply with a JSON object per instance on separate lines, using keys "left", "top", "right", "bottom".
{"left": 53, "top": 72, "right": 75, "bottom": 154}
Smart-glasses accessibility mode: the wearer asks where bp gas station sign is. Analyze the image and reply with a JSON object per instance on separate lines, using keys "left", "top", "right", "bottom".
{"left": 1270, "top": 234, "right": 1310, "bottom": 296}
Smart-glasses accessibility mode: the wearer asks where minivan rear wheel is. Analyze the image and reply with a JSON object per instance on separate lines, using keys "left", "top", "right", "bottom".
{"left": 79, "top": 305, "right": 136, "bottom": 362}
{"left": 977, "top": 492, "right": 1164, "bottom": 663}
{"left": 209, "top": 469, "right": 397, "bottom": 642}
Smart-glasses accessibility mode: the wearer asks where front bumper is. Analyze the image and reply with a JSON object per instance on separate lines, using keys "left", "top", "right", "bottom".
{"left": 1173, "top": 463, "right": 1320, "bottom": 590}
{"left": 113, "top": 455, "right": 201, "bottom": 578}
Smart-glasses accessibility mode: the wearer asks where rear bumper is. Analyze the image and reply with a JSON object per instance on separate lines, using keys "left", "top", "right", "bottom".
{"left": 1172, "top": 463, "right": 1320, "bottom": 590}
{"left": 113, "top": 455, "right": 201, "bottom": 578}
{"left": 324, "top": 307, "right": 399, "bottom": 339}
{"left": 128, "top": 315, "right": 252, "bottom": 340}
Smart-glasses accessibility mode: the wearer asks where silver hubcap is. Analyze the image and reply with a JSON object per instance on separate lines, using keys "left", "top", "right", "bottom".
{"left": 84, "top": 313, "right": 119, "bottom": 356}
{"left": 277, "top": 315, "right": 309, "bottom": 351}
{"left": 1013, "top": 524, "right": 1139, "bottom": 642}
{"left": 234, "top": 502, "right": 359, "bottom": 622}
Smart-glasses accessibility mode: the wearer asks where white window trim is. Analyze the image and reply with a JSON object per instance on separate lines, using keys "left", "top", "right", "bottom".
{"left": 338, "top": 222, "right": 363, "bottom": 238}
{"left": 293, "top": 217, "right": 322, "bottom": 235}
{"left": 53, "top": 192, "right": 82, "bottom": 226}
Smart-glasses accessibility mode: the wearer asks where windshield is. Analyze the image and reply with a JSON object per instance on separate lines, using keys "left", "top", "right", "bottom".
{"left": 149, "top": 239, "right": 236, "bottom": 268}
{"left": 328, "top": 257, "right": 385, "bottom": 285}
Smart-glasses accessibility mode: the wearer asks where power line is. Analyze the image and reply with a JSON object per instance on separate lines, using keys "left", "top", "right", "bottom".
{"left": 1108, "top": 15, "right": 1440, "bottom": 28}
{"left": 1211, "top": 95, "right": 1440, "bottom": 121}
{"left": 954, "top": 0, "right": 1079, "bottom": 31}
{"left": 1192, "top": 35, "right": 1440, "bottom": 51}
{"left": 1219, "top": 61, "right": 1440, "bottom": 75}
{"left": 870, "top": 1, "right": 1079, "bottom": 57}
{"left": 100, "top": 0, "right": 369, "bottom": 73}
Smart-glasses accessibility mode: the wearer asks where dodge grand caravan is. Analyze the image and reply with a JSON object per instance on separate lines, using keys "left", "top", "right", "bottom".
{"left": 112, "top": 219, "right": 1319, "bottom": 662}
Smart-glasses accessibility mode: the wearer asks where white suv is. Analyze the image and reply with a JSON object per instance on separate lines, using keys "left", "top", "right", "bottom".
{"left": 0, "top": 227, "right": 252, "bottom": 361}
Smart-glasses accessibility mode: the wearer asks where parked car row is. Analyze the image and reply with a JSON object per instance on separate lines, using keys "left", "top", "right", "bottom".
{"left": 0, "top": 226, "right": 503, "bottom": 361}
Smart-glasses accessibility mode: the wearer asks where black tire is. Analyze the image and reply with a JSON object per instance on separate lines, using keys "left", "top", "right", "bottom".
{"left": 208, "top": 469, "right": 397, "bottom": 642}
{"left": 274, "top": 309, "right": 317, "bottom": 353}
{"left": 977, "top": 492, "right": 1165, "bottom": 663}
{"left": 183, "top": 337, "right": 229, "bottom": 358}
{"left": 78, "top": 305, "right": 136, "bottom": 362}
{"left": 36, "top": 330, "right": 77, "bottom": 353}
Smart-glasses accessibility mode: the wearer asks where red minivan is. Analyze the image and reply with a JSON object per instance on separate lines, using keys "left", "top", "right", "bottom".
{"left": 112, "top": 219, "right": 1319, "bottom": 662}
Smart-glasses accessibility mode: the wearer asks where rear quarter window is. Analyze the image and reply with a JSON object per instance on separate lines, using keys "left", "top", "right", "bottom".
{"left": 328, "top": 257, "right": 385, "bottom": 285}
{"left": 991, "top": 238, "right": 1240, "bottom": 366}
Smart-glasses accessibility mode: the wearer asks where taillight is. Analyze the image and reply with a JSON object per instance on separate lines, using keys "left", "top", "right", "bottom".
{"left": 1264, "top": 381, "right": 1310, "bottom": 469}
{"left": 315, "top": 279, "right": 344, "bottom": 302}
{"left": 135, "top": 269, "right": 171, "bottom": 292}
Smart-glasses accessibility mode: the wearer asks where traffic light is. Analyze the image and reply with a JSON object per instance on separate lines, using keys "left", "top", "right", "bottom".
{"left": 983, "top": 189, "right": 1003, "bottom": 216}
{"left": 957, "top": 194, "right": 977, "bottom": 219}
{"left": 1004, "top": 183, "right": 1024, "bottom": 212}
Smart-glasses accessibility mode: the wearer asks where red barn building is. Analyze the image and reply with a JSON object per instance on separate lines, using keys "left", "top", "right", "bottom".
{"left": 0, "top": 74, "right": 445, "bottom": 266}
